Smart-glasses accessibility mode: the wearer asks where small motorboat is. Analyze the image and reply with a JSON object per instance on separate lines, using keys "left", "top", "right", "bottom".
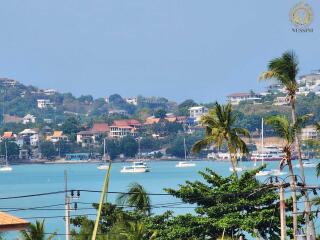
{"left": 270, "top": 169, "right": 287, "bottom": 176}
{"left": 97, "top": 164, "right": 109, "bottom": 170}
{"left": 176, "top": 161, "right": 196, "bottom": 168}
{"left": 295, "top": 161, "right": 317, "bottom": 168}
{"left": 229, "top": 166, "right": 246, "bottom": 172}
{"left": 0, "top": 165, "right": 12, "bottom": 172}
{"left": 120, "top": 161, "right": 150, "bottom": 173}
{"left": 256, "top": 169, "right": 272, "bottom": 177}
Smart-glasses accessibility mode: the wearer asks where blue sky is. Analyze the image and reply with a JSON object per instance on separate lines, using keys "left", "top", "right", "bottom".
{"left": 0, "top": 0, "right": 319, "bottom": 103}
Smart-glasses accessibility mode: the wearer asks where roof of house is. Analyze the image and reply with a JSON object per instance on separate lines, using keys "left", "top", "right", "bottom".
{"left": 0, "top": 212, "right": 29, "bottom": 231}
{"left": 20, "top": 129, "right": 38, "bottom": 135}
{"left": 91, "top": 123, "right": 110, "bottom": 132}
{"left": 227, "top": 92, "right": 262, "bottom": 98}
{"left": 113, "top": 119, "right": 141, "bottom": 126}
{"left": 165, "top": 117, "right": 177, "bottom": 123}
{"left": 145, "top": 118, "right": 161, "bottom": 124}
{"left": 3, "top": 114, "right": 22, "bottom": 124}
{"left": 23, "top": 114, "right": 36, "bottom": 119}
{"left": 3, "top": 132, "right": 13, "bottom": 138}
{"left": 52, "top": 131, "right": 63, "bottom": 137}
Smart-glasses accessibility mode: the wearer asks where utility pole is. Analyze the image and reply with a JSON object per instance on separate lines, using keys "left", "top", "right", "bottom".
{"left": 64, "top": 170, "right": 70, "bottom": 240}
{"left": 279, "top": 184, "right": 286, "bottom": 240}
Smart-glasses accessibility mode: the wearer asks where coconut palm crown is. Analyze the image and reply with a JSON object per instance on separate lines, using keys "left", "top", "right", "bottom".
{"left": 259, "top": 51, "right": 299, "bottom": 105}
{"left": 116, "top": 182, "right": 151, "bottom": 215}
{"left": 20, "top": 220, "right": 56, "bottom": 240}
{"left": 192, "top": 102, "right": 250, "bottom": 173}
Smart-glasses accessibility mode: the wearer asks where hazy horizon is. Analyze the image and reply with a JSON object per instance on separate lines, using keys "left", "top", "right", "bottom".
{"left": 0, "top": 0, "right": 319, "bottom": 102}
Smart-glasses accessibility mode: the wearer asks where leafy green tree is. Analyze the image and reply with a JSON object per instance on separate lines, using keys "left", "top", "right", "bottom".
{"left": 154, "top": 109, "right": 167, "bottom": 119}
{"left": 161, "top": 168, "right": 289, "bottom": 239}
{"left": 120, "top": 136, "right": 138, "bottom": 157}
{"left": 192, "top": 102, "right": 250, "bottom": 173}
{"left": 177, "top": 99, "right": 197, "bottom": 116}
{"left": 0, "top": 140, "right": 19, "bottom": 159}
{"left": 20, "top": 220, "right": 56, "bottom": 240}
{"left": 61, "top": 116, "right": 81, "bottom": 141}
{"left": 116, "top": 183, "right": 151, "bottom": 215}
{"left": 39, "top": 141, "right": 57, "bottom": 159}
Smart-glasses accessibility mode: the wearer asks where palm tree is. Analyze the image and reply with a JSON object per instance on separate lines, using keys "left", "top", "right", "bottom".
{"left": 116, "top": 182, "right": 151, "bottom": 215}
{"left": 120, "top": 221, "right": 157, "bottom": 240}
{"left": 260, "top": 51, "right": 316, "bottom": 238}
{"left": 265, "top": 115, "right": 307, "bottom": 239}
{"left": 315, "top": 122, "right": 320, "bottom": 177}
{"left": 192, "top": 102, "right": 250, "bottom": 173}
{"left": 20, "top": 220, "right": 56, "bottom": 240}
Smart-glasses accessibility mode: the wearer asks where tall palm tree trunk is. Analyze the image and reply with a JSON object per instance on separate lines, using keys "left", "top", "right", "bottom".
{"left": 287, "top": 158, "right": 298, "bottom": 240}
{"left": 291, "top": 100, "right": 316, "bottom": 239}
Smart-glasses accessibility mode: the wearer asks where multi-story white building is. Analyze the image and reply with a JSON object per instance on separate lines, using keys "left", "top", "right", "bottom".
{"left": 273, "top": 96, "right": 290, "bottom": 106}
{"left": 298, "top": 70, "right": 320, "bottom": 95}
{"left": 109, "top": 120, "right": 140, "bottom": 138}
{"left": 0, "top": 78, "right": 18, "bottom": 87}
{"left": 301, "top": 125, "right": 319, "bottom": 141}
{"left": 43, "top": 89, "right": 57, "bottom": 96}
{"left": 227, "top": 92, "right": 262, "bottom": 105}
{"left": 125, "top": 97, "right": 138, "bottom": 105}
{"left": 189, "top": 106, "right": 208, "bottom": 122}
{"left": 37, "top": 99, "right": 54, "bottom": 109}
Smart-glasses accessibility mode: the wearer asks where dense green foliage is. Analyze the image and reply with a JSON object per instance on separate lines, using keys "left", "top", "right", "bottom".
{"left": 71, "top": 169, "right": 294, "bottom": 240}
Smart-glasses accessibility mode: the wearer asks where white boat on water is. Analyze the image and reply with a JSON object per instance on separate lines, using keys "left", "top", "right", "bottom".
{"left": 295, "top": 161, "right": 317, "bottom": 168}
{"left": 97, "top": 139, "right": 109, "bottom": 170}
{"left": 256, "top": 169, "right": 272, "bottom": 176}
{"left": 176, "top": 161, "right": 196, "bottom": 168}
{"left": 120, "top": 161, "right": 150, "bottom": 173}
{"left": 176, "top": 138, "right": 196, "bottom": 168}
{"left": 0, "top": 142, "right": 12, "bottom": 172}
{"left": 251, "top": 146, "right": 285, "bottom": 162}
{"left": 270, "top": 169, "right": 287, "bottom": 176}
{"left": 229, "top": 166, "right": 246, "bottom": 172}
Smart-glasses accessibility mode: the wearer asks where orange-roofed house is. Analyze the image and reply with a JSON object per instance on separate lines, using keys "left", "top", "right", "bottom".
{"left": 165, "top": 117, "right": 177, "bottom": 123}
{"left": 46, "top": 131, "right": 68, "bottom": 143}
{"left": 0, "top": 212, "right": 29, "bottom": 231}
{"left": 1, "top": 132, "right": 15, "bottom": 140}
{"left": 144, "top": 118, "right": 161, "bottom": 125}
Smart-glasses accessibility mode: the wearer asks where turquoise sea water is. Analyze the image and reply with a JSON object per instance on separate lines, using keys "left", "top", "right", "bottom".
{"left": 0, "top": 160, "right": 319, "bottom": 239}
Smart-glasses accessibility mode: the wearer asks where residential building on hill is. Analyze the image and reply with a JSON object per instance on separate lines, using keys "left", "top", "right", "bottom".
{"left": 46, "top": 131, "right": 68, "bottom": 143}
{"left": 109, "top": 119, "right": 141, "bottom": 138}
{"left": 273, "top": 96, "right": 290, "bottom": 106}
{"left": 301, "top": 125, "right": 319, "bottom": 141}
{"left": 22, "top": 114, "right": 36, "bottom": 124}
{"left": 77, "top": 123, "right": 110, "bottom": 147}
{"left": 37, "top": 99, "right": 54, "bottom": 109}
{"left": 0, "top": 78, "right": 18, "bottom": 87}
{"left": 3, "top": 114, "right": 23, "bottom": 124}
{"left": 227, "top": 92, "right": 262, "bottom": 105}
{"left": 125, "top": 97, "right": 138, "bottom": 105}
{"left": 43, "top": 89, "right": 57, "bottom": 96}
{"left": 189, "top": 106, "right": 208, "bottom": 122}
{"left": 108, "top": 109, "right": 128, "bottom": 116}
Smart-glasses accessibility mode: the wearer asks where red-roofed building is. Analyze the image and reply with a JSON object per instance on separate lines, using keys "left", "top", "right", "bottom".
{"left": 110, "top": 119, "right": 140, "bottom": 138}
{"left": 77, "top": 123, "right": 110, "bottom": 147}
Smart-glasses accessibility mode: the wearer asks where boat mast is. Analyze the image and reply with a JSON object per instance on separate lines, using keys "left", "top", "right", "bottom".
{"left": 184, "top": 138, "right": 187, "bottom": 161}
{"left": 4, "top": 141, "right": 8, "bottom": 166}
{"left": 103, "top": 138, "right": 106, "bottom": 159}
{"left": 261, "top": 118, "right": 264, "bottom": 165}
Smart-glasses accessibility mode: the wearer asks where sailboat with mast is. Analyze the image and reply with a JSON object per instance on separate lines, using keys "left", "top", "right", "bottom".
{"left": 254, "top": 118, "right": 287, "bottom": 177}
{"left": 176, "top": 138, "right": 196, "bottom": 168}
{"left": 0, "top": 141, "right": 13, "bottom": 172}
{"left": 97, "top": 139, "right": 109, "bottom": 170}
